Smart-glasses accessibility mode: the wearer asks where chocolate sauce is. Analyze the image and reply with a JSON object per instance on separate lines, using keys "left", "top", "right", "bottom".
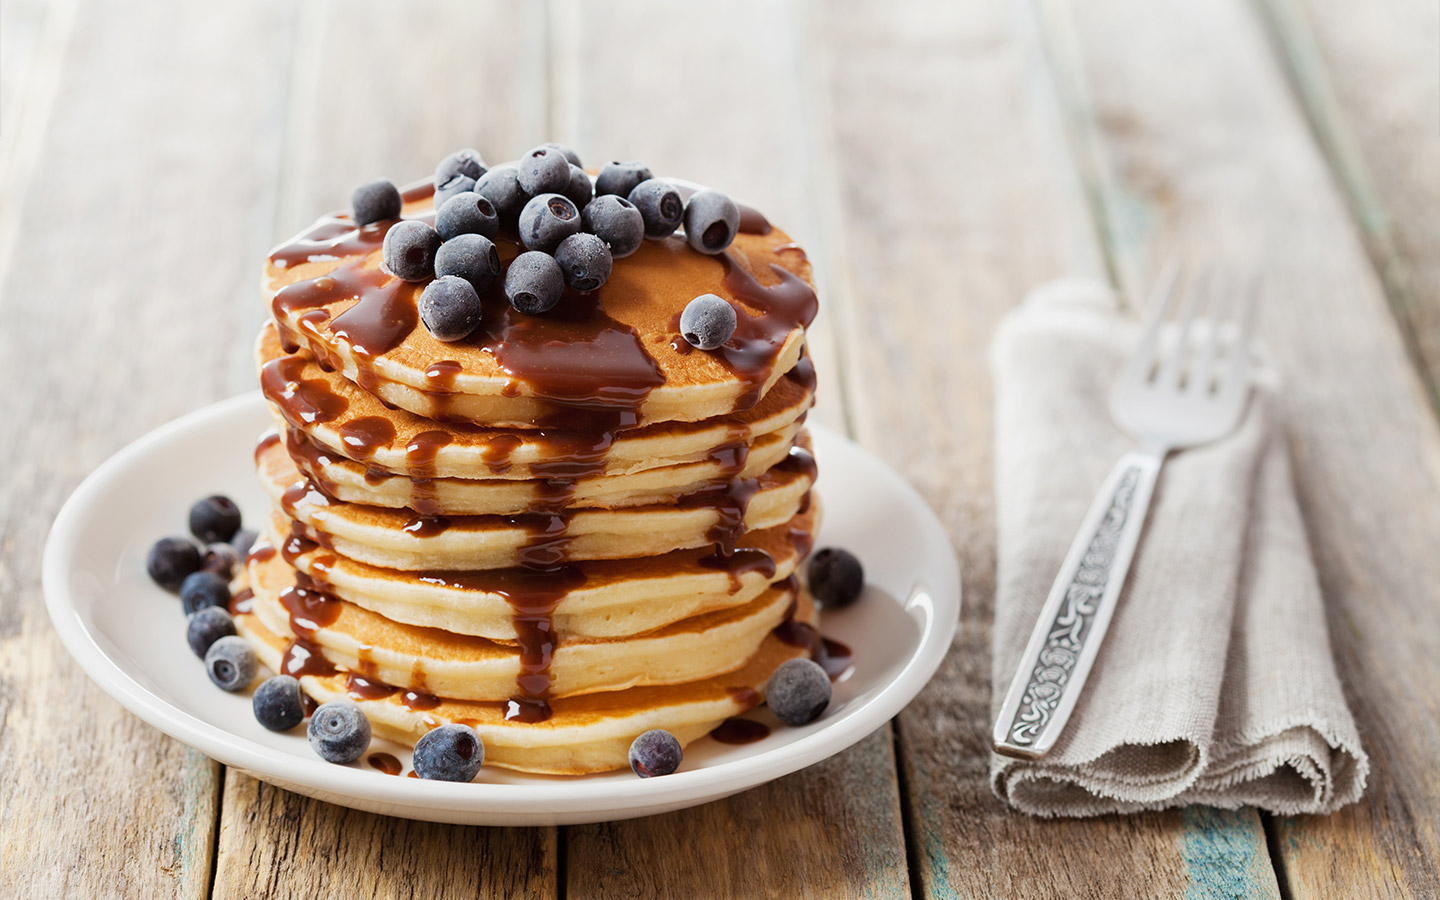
{"left": 228, "top": 588, "right": 255, "bottom": 616}
{"left": 711, "top": 718, "right": 770, "bottom": 744}
{"left": 817, "top": 637, "right": 854, "bottom": 681}
{"left": 280, "top": 637, "right": 337, "bottom": 678}
{"left": 261, "top": 355, "right": 349, "bottom": 425}
{"left": 424, "top": 359, "right": 462, "bottom": 390}
{"left": 707, "top": 253, "right": 820, "bottom": 408}
{"left": 247, "top": 543, "right": 277, "bottom": 565}
{"left": 402, "top": 515, "right": 452, "bottom": 538}
{"left": 367, "top": 752, "right": 403, "bottom": 776}
{"left": 338, "top": 416, "right": 396, "bottom": 460}
{"left": 302, "top": 693, "right": 319, "bottom": 717}
{"left": 786, "top": 352, "right": 817, "bottom": 394}
{"left": 736, "top": 204, "right": 772, "bottom": 235}
{"left": 347, "top": 673, "right": 400, "bottom": 700}
{"left": 698, "top": 547, "right": 777, "bottom": 594}
{"left": 254, "top": 430, "right": 281, "bottom": 463}
{"left": 278, "top": 579, "right": 342, "bottom": 639}
{"left": 480, "top": 434, "right": 522, "bottom": 474}
{"left": 406, "top": 430, "right": 452, "bottom": 516}
{"left": 727, "top": 686, "right": 761, "bottom": 709}
{"left": 400, "top": 690, "right": 441, "bottom": 711}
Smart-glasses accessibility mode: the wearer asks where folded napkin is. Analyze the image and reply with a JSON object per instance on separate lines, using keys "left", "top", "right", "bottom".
{"left": 988, "top": 279, "right": 1368, "bottom": 817}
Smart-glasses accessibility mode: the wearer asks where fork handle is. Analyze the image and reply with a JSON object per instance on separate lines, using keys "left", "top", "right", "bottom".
{"left": 993, "top": 450, "right": 1164, "bottom": 759}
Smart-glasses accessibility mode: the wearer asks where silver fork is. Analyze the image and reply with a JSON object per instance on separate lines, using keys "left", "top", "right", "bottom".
{"left": 992, "top": 264, "right": 1258, "bottom": 760}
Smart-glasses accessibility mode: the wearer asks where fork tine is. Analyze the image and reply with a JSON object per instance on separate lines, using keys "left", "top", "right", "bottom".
{"left": 1187, "top": 270, "right": 1229, "bottom": 394}
{"left": 1121, "top": 260, "right": 1182, "bottom": 382}
{"left": 1154, "top": 264, "right": 1208, "bottom": 388}
{"left": 1215, "top": 275, "right": 1260, "bottom": 402}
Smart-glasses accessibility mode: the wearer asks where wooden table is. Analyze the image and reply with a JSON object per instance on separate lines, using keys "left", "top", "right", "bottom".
{"left": 3, "top": 1, "right": 1437, "bottom": 896}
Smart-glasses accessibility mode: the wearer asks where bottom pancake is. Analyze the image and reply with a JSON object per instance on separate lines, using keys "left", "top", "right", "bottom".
{"left": 235, "top": 590, "right": 818, "bottom": 775}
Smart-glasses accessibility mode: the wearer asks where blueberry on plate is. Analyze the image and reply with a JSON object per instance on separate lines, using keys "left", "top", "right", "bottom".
{"left": 434, "top": 233, "right": 500, "bottom": 292}
{"left": 807, "top": 547, "right": 864, "bottom": 608}
{"left": 412, "top": 723, "right": 485, "bottom": 782}
{"left": 627, "top": 179, "right": 684, "bottom": 239}
{"left": 580, "top": 194, "right": 644, "bottom": 259}
{"left": 419, "top": 275, "right": 483, "bottom": 342}
{"left": 517, "top": 193, "right": 581, "bottom": 253}
{"left": 180, "top": 570, "right": 230, "bottom": 615}
{"left": 504, "top": 251, "right": 565, "bottom": 315}
{"left": 351, "top": 179, "right": 402, "bottom": 226}
{"left": 308, "top": 700, "right": 371, "bottom": 764}
{"left": 200, "top": 542, "right": 240, "bottom": 577}
{"left": 253, "top": 675, "right": 306, "bottom": 732}
{"left": 516, "top": 145, "right": 572, "bottom": 196}
{"left": 539, "top": 142, "right": 582, "bottom": 167}
{"left": 434, "top": 173, "right": 477, "bottom": 209}
{"left": 436, "top": 191, "right": 499, "bottom": 242}
{"left": 682, "top": 189, "right": 740, "bottom": 255}
{"left": 628, "top": 729, "right": 682, "bottom": 778}
{"left": 189, "top": 494, "right": 242, "bottom": 543}
{"left": 679, "top": 293, "right": 737, "bottom": 350}
{"left": 475, "top": 165, "right": 527, "bottom": 220}
{"left": 230, "top": 528, "right": 259, "bottom": 558}
{"left": 382, "top": 220, "right": 442, "bottom": 282}
{"left": 434, "top": 148, "right": 487, "bottom": 187}
{"left": 147, "top": 536, "right": 200, "bottom": 592}
{"left": 186, "top": 606, "right": 235, "bottom": 658}
{"left": 767, "top": 658, "right": 831, "bottom": 726}
{"left": 553, "top": 232, "right": 612, "bottom": 293}
{"left": 204, "top": 635, "right": 257, "bottom": 692}
{"left": 595, "top": 161, "right": 652, "bottom": 198}
{"left": 563, "top": 164, "right": 593, "bottom": 211}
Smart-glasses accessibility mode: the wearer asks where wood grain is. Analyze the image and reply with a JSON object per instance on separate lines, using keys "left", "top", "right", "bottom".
{"left": 551, "top": 3, "right": 906, "bottom": 896}
{"left": 1044, "top": 0, "right": 1440, "bottom": 896}
{"left": 210, "top": 3, "right": 559, "bottom": 898}
{"left": 1254, "top": 0, "right": 1440, "bottom": 413}
{"left": 0, "top": 1, "right": 293, "bottom": 898}
{"left": 806, "top": 0, "right": 1280, "bottom": 897}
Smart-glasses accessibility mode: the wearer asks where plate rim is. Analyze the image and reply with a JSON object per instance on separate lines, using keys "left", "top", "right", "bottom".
{"left": 43, "top": 391, "right": 960, "bottom": 821}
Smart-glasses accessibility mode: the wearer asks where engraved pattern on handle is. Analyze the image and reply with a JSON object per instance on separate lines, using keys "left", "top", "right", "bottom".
{"left": 1003, "top": 464, "right": 1143, "bottom": 748}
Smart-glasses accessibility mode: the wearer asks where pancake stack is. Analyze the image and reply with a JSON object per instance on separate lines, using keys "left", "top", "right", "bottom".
{"left": 233, "top": 175, "right": 824, "bottom": 775}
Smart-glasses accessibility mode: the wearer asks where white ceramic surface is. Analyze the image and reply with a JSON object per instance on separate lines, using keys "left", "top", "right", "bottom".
{"left": 44, "top": 392, "right": 960, "bottom": 825}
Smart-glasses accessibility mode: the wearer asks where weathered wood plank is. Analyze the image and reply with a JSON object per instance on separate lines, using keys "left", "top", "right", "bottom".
{"left": 551, "top": 2, "right": 906, "bottom": 896}
{"left": 211, "top": 3, "right": 558, "bottom": 898}
{"left": 0, "top": 1, "right": 294, "bottom": 898}
{"left": 1254, "top": 0, "right": 1440, "bottom": 414}
{"left": 808, "top": 0, "right": 1282, "bottom": 897}
{"left": 1045, "top": 0, "right": 1440, "bottom": 896}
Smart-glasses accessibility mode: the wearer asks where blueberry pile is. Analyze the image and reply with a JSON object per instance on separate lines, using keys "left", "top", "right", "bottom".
{"left": 356, "top": 145, "right": 745, "bottom": 347}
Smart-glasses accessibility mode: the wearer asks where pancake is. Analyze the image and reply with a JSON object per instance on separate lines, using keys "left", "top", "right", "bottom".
{"left": 245, "top": 550, "right": 798, "bottom": 701}
{"left": 235, "top": 589, "right": 818, "bottom": 774}
{"left": 267, "top": 501, "right": 817, "bottom": 639}
{"left": 265, "top": 183, "right": 818, "bottom": 430}
{"left": 257, "top": 322, "right": 815, "bottom": 480}
{"left": 276, "top": 417, "right": 804, "bottom": 515}
{"left": 256, "top": 431, "right": 816, "bottom": 571}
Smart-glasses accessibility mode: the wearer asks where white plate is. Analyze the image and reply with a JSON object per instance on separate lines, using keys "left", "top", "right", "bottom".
{"left": 44, "top": 393, "right": 960, "bottom": 825}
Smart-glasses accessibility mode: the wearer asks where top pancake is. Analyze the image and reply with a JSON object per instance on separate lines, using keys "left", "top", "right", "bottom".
{"left": 265, "top": 182, "right": 818, "bottom": 430}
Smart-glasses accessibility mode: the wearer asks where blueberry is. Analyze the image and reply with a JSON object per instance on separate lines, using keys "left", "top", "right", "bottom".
{"left": 412, "top": 723, "right": 485, "bottom": 782}
{"left": 435, "top": 233, "right": 500, "bottom": 291}
{"left": 147, "top": 536, "right": 200, "bottom": 592}
{"left": 436, "top": 191, "right": 500, "bottom": 242}
{"left": 434, "top": 173, "right": 477, "bottom": 208}
{"left": 767, "top": 658, "right": 831, "bottom": 726}
{"left": 253, "top": 675, "right": 306, "bottom": 732}
{"left": 200, "top": 542, "right": 240, "bottom": 577}
{"left": 563, "top": 164, "right": 593, "bottom": 210}
{"left": 627, "top": 179, "right": 684, "bottom": 239}
{"left": 808, "top": 547, "right": 864, "bottom": 608}
{"left": 504, "top": 251, "right": 565, "bottom": 315}
{"left": 679, "top": 293, "right": 737, "bottom": 350}
{"left": 186, "top": 606, "right": 236, "bottom": 658}
{"left": 205, "top": 635, "right": 257, "bottom": 692}
{"left": 189, "top": 495, "right": 242, "bottom": 543}
{"left": 475, "top": 165, "right": 526, "bottom": 220}
{"left": 434, "top": 148, "right": 487, "bottom": 187}
{"left": 517, "top": 145, "right": 572, "bottom": 196}
{"left": 517, "top": 193, "right": 581, "bottom": 253}
{"left": 231, "top": 528, "right": 259, "bottom": 558}
{"left": 382, "top": 220, "right": 441, "bottom": 281}
{"left": 554, "top": 233, "right": 612, "bottom": 293}
{"left": 628, "top": 729, "right": 682, "bottom": 778}
{"left": 539, "top": 142, "right": 582, "bottom": 167}
{"left": 351, "top": 179, "right": 402, "bottom": 226}
{"left": 419, "top": 275, "right": 483, "bottom": 342}
{"left": 682, "top": 189, "right": 740, "bottom": 255}
{"left": 180, "top": 571, "right": 231, "bottom": 615}
{"left": 596, "top": 161, "right": 653, "bottom": 198}
{"left": 308, "top": 700, "right": 371, "bottom": 764}
{"left": 580, "top": 195, "right": 644, "bottom": 258}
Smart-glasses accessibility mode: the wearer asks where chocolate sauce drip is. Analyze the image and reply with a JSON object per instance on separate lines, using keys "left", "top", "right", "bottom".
{"left": 481, "top": 434, "right": 522, "bottom": 474}
{"left": 817, "top": 637, "right": 854, "bottom": 681}
{"left": 347, "top": 673, "right": 400, "bottom": 700}
{"left": 280, "top": 477, "right": 332, "bottom": 519}
{"left": 254, "top": 431, "right": 281, "bottom": 463}
{"left": 367, "top": 752, "right": 403, "bottom": 776}
{"left": 247, "top": 542, "right": 277, "bottom": 565}
{"left": 711, "top": 718, "right": 771, "bottom": 744}
{"left": 777, "top": 444, "right": 818, "bottom": 482}
{"left": 402, "top": 515, "right": 452, "bottom": 537}
{"left": 280, "top": 638, "right": 337, "bottom": 678}
{"left": 786, "top": 351, "right": 817, "bottom": 394}
{"left": 707, "top": 253, "right": 820, "bottom": 408}
{"left": 277, "top": 579, "right": 342, "bottom": 639}
{"left": 406, "top": 430, "right": 452, "bottom": 516}
{"left": 424, "top": 359, "right": 462, "bottom": 390}
{"left": 228, "top": 588, "right": 255, "bottom": 616}
{"left": 267, "top": 181, "right": 435, "bottom": 269}
{"left": 401, "top": 690, "right": 442, "bottom": 711}
{"left": 736, "top": 205, "right": 772, "bottom": 235}
{"left": 727, "top": 686, "right": 761, "bottom": 709}
{"left": 338, "top": 416, "right": 397, "bottom": 460}
{"left": 261, "top": 355, "right": 349, "bottom": 425}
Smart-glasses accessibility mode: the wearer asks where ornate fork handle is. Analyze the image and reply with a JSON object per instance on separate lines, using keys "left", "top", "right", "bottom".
{"left": 993, "top": 449, "right": 1164, "bottom": 759}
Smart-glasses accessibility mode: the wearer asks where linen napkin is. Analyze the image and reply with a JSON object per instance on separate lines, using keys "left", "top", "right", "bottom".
{"left": 988, "top": 279, "right": 1368, "bottom": 817}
